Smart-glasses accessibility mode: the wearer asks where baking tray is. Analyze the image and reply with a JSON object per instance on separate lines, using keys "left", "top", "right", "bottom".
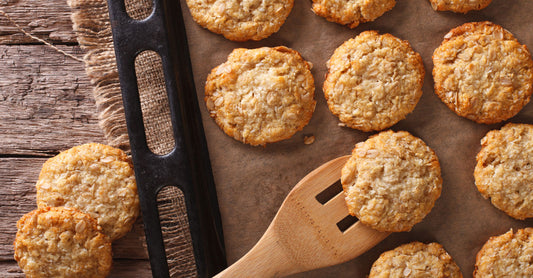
{"left": 109, "top": 0, "right": 533, "bottom": 277}
{"left": 180, "top": 0, "right": 533, "bottom": 277}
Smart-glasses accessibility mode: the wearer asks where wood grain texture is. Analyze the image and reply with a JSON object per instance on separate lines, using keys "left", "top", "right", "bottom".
{"left": 0, "top": 40, "right": 148, "bottom": 267}
{"left": 0, "top": 44, "right": 105, "bottom": 155}
{"left": 0, "top": 259, "right": 152, "bottom": 277}
{"left": 0, "top": 2, "right": 153, "bottom": 276}
{"left": 0, "top": 0, "right": 77, "bottom": 44}
{"left": 215, "top": 156, "right": 389, "bottom": 277}
{"left": 0, "top": 157, "right": 149, "bottom": 261}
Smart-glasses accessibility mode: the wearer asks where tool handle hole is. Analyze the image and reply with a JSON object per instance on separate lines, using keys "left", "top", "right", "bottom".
{"left": 315, "top": 179, "right": 343, "bottom": 204}
{"left": 337, "top": 214, "right": 358, "bottom": 233}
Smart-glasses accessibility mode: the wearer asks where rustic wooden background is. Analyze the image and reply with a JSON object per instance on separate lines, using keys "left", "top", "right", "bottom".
{"left": 0, "top": 0, "right": 152, "bottom": 276}
{"left": 5, "top": 1, "right": 533, "bottom": 278}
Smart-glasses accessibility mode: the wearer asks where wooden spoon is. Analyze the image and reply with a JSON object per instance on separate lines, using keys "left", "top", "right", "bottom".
{"left": 214, "top": 156, "right": 390, "bottom": 278}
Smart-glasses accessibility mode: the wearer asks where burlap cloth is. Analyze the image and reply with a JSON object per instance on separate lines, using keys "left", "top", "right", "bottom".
{"left": 67, "top": 0, "right": 197, "bottom": 276}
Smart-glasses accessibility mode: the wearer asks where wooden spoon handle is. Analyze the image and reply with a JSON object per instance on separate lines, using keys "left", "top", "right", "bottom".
{"left": 214, "top": 229, "right": 296, "bottom": 278}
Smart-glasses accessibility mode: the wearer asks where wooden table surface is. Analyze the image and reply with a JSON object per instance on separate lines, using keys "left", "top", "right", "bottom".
{"left": 0, "top": 1, "right": 152, "bottom": 276}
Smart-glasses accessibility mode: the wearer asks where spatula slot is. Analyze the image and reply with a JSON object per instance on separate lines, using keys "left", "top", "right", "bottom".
{"left": 336, "top": 214, "right": 358, "bottom": 232}
{"left": 315, "top": 179, "right": 343, "bottom": 204}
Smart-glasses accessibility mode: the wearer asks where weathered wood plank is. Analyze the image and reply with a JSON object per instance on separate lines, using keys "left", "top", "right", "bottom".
{"left": 0, "top": 259, "right": 152, "bottom": 277}
{"left": 0, "top": 157, "right": 148, "bottom": 260}
{"left": 0, "top": 261, "right": 21, "bottom": 278}
{"left": 1, "top": 2, "right": 174, "bottom": 276}
{"left": 0, "top": 44, "right": 105, "bottom": 155}
{"left": 0, "top": 0, "right": 77, "bottom": 44}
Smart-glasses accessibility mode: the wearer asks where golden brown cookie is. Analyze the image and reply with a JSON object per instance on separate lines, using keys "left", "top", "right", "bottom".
{"left": 312, "top": 0, "right": 396, "bottom": 28}
{"left": 341, "top": 130, "right": 442, "bottom": 232}
{"left": 433, "top": 21, "right": 533, "bottom": 124}
{"left": 474, "top": 228, "right": 533, "bottom": 277}
{"left": 324, "top": 31, "right": 424, "bottom": 132}
{"left": 14, "top": 207, "right": 112, "bottom": 278}
{"left": 205, "top": 46, "right": 316, "bottom": 146}
{"left": 475, "top": 123, "right": 533, "bottom": 220}
{"left": 369, "top": 242, "right": 462, "bottom": 278}
{"left": 429, "top": 0, "right": 492, "bottom": 13}
{"left": 185, "top": 0, "right": 293, "bottom": 41}
{"left": 36, "top": 143, "right": 139, "bottom": 241}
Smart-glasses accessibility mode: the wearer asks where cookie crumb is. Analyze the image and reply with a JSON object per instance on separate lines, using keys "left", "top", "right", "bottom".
{"left": 304, "top": 135, "right": 315, "bottom": 145}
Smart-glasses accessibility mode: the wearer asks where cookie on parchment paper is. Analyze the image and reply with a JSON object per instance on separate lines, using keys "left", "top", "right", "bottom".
{"left": 429, "top": 0, "right": 492, "bottom": 13}
{"left": 433, "top": 21, "right": 533, "bottom": 124}
{"left": 311, "top": 0, "right": 396, "bottom": 28}
{"left": 36, "top": 143, "right": 139, "bottom": 241}
{"left": 185, "top": 0, "right": 293, "bottom": 41}
{"left": 475, "top": 123, "right": 533, "bottom": 220}
{"left": 14, "top": 207, "right": 112, "bottom": 278}
{"left": 324, "top": 31, "right": 425, "bottom": 132}
{"left": 474, "top": 228, "right": 533, "bottom": 277}
{"left": 205, "top": 46, "right": 315, "bottom": 146}
{"left": 369, "top": 242, "right": 462, "bottom": 278}
{"left": 341, "top": 130, "right": 442, "bottom": 232}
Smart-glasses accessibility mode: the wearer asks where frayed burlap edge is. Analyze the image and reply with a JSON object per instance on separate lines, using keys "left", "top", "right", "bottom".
{"left": 68, "top": 0, "right": 129, "bottom": 150}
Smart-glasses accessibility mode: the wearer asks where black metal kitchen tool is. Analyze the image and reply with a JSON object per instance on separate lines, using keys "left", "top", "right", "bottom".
{"left": 106, "top": 0, "right": 227, "bottom": 277}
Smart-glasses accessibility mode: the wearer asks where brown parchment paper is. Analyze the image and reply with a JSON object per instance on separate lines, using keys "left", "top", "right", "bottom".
{"left": 180, "top": 0, "right": 533, "bottom": 277}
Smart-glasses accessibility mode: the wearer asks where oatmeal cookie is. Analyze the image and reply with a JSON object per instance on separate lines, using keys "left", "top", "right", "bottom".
{"left": 36, "top": 143, "right": 139, "bottom": 241}
{"left": 185, "top": 0, "right": 293, "bottom": 41}
{"left": 341, "top": 130, "right": 442, "bottom": 232}
{"left": 433, "top": 21, "right": 533, "bottom": 124}
{"left": 324, "top": 31, "right": 424, "bottom": 132}
{"left": 14, "top": 207, "right": 112, "bottom": 278}
{"left": 475, "top": 123, "right": 533, "bottom": 219}
{"left": 429, "top": 0, "right": 492, "bottom": 13}
{"left": 474, "top": 228, "right": 533, "bottom": 277}
{"left": 205, "top": 46, "right": 315, "bottom": 146}
{"left": 312, "top": 0, "right": 396, "bottom": 28}
{"left": 369, "top": 242, "right": 462, "bottom": 278}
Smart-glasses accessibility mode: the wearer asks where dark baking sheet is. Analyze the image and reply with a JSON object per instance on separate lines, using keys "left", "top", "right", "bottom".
{"left": 181, "top": 0, "right": 533, "bottom": 276}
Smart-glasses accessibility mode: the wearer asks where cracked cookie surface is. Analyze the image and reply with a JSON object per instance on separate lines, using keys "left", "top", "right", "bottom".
{"left": 36, "top": 143, "right": 139, "bottom": 241}
{"left": 433, "top": 22, "right": 533, "bottom": 124}
{"left": 311, "top": 0, "right": 396, "bottom": 28}
{"left": 429, "top": 0, "right": 492, "bottom": 13}
{"left": 14, "top": 207, "right": 112, "bottom": 278}
{"left": 475, "top": 228, "right": 533, "bottom": 277}
{"left": 341, "top": 130, "right": 442, "bottom": 232}
{"left": 475, "top": 123, "right": 533, "bottom": 219}
{"left": 186, "top": 0, "right": 293, "bottom": 41}
{"left": 324, "top": 31, "right": 424, "bottom": 132}
{"left": 205, "top": 46, "right": 315, "bottom": 146}
{"left": 369, "top": 242, "right": 462, "bottom": 278}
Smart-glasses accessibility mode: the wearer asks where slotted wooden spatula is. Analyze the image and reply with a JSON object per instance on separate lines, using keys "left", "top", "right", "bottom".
{"left": 214, "top": 156, "right": 390, "bottom": 277}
